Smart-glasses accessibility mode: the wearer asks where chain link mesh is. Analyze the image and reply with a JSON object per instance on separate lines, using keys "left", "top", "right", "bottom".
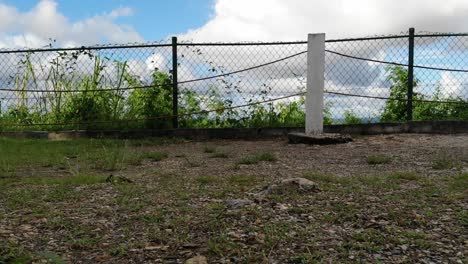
{"left": 0, "top": 33, "right": 467, "bottom": 131}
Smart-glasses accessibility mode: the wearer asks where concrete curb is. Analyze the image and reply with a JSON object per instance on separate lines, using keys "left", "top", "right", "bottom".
{"left": 1, "top": 121, "right": 467, "bottom": 140}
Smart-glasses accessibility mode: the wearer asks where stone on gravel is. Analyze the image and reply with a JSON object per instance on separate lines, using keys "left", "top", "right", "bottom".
{"left": 185, "top": 255, "right": 208, "bottom": 264}
{"left": 259, "top": 178, "right": 320, "bottom": 194}
{"left": 226, "top": 199, "right": 254, "bottom": 209}
{"left": 288, "top": 132, "right": 352, "bottom": 145}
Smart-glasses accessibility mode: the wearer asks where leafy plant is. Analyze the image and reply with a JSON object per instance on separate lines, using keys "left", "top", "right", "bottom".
{"left": 381, "top": 66, "right": 468, "bottom": 122}
{"left": 126, "top": 71, "right": 173, "bottom": 129}
{"left": 343, "top": 110, "right": 362, "bottom": 125}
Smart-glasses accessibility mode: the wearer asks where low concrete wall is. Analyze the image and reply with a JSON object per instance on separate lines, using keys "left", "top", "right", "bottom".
{"left": 1, "top": 121, "right": 467, "bottom": 140}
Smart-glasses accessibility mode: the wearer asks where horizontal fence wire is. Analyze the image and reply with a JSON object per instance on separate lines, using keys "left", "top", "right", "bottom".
{"left": 325, "top": 91, "right": 468, "bottom": 104}
{"left": 325, "top": 50, "right": 468, "bottom": 72}
{"left": 0, "top": 32, "right": 467, "bottom": 131}
{"left": 0, "top": 50, "right": 308, "bottom": 93}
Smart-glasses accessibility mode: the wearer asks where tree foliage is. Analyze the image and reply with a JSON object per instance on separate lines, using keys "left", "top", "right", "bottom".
{"left": 381, "top": 66, "right": 468, "bottom": 122}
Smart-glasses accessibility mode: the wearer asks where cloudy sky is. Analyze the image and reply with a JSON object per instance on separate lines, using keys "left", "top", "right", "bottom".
{"left": 0, "top": 0, "right": 468, "bottom": 47}
{"left": 0, "top": 0, "right": 466, "bottom": 119}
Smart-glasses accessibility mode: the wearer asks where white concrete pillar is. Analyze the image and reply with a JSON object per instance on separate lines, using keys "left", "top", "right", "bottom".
{"left": 306, "top": 33, "right": 325, "bottom": 135}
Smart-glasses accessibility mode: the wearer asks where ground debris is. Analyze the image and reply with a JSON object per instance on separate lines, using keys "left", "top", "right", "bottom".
{"left": 105, "top": 174, "right": 133, "bottom": 184}
{"left": 185, "top": 255, "right": 208, "bottom": 264}
{"left": 258, "top": 177, "right": 320, "bottom": 195}
{"left": 225, "top": 199, "right": 254, "bottom": 209}
{"left": 1, "top": 134, "right": 467, "bottom": 263}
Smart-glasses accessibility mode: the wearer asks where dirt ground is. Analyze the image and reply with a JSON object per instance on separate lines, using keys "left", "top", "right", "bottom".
{"left": 0, "top": 134, "right": 467, "bottom": 263}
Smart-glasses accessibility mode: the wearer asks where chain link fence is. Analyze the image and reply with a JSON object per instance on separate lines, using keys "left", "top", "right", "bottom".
{"left": 0, "top": 30, "right": 467, "bottom": 131}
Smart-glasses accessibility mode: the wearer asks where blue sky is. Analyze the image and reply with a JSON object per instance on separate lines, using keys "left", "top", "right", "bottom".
{"left": 0, "top": 0, "right": 465, "bottom": 109}
{"left": 0, "top": 0, "right": 214, "bottom": 41}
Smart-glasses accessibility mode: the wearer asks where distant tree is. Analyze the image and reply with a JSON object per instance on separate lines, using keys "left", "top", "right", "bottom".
{"left": 380, "top": 66, "right": 420, "bottom": 122}
{"left": 380, "top": 66, "right": 468, "bottom": 122}
{"left": 343, "top": 110, "right": 362, "bottom": 124}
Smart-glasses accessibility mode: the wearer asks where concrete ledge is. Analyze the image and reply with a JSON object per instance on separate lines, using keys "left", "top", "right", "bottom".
{"left": 288, "top": 133, "right": 353, "bottom": 145}
{"left": 1, "top": 121, "right": 467, "bottom": 140}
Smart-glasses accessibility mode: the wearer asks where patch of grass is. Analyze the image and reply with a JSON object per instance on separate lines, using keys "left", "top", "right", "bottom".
{"left": 431, "top": 154, "right": 460, "bottom": 170}
{"left": 47, "top": 216, "right": 75, "bottom": 231}
{"left": 0, "top": 241, "right": 32, "bottom": 264}
{"left": 262, "top": 222, "right": 291, "bottom": 249}
{"left": 401, "top": 231, "right": 433, "bottom": 250}
{"left": 203, "top": 146, "right": 216, "bottom": 153}
{"left": 323, "top": 201, "right": 360, "bottom": 224}
{"left": 0, "top": 138, "right": 170, "bottom": 174}
{"left": 207, "top": 233, "right": 237, "bottom": 256}
{"left": 44, "top": 185, "right": 80, "bottom": 202}
{"left": 228, "top": 175, "right": 256, "bottom": 186}
{"left": 366, "top": 154, "right": 392, "bottom": 165}
{"left": 141, "top": 151, "right": 168, "bottom": 162}
{"left": 128, "top": 137, "right": 188, "bottom": 147}
{"left": 210, "top": 152, "right": 228, "bottom": 159}
{"left": 292, "top": 252, "right": 325, "bottom": 263}
{"left": 23, "top": 174, "right": 106, "bottom": 185}
{"left": 3, "top": 188, "right": 44, "bottom": 210}
{"left": 388, "top": 171, "right": 421, "bottom": 182}
{"left": 37, "top": 251, "right": 66, "bottom": 264}
{"left": 449, "top": 173, "right": 468, "bottom": 192}
{"left": 303, "top": 171, "right": 341, "bottom": 184}
{"left": 457, "top": 210, "right": 468, "bottom": 227}
{"left": 237, "top": 152, "right": 277, "bottom": 165}
{"left": 109, "top": 244, "right": 129, "bottom": 257}
{"left": 196, "top": 175, "right": 218, "bottom": 185}
{"left": 184, "top": 157, "right": 203, "bottom": 167}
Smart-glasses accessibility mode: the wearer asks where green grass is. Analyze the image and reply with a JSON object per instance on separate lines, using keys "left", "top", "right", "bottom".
{"left": 203, "top": 146, "right": 216, "bottom": 153}
{"left": 449, "top": 173, "right": 468, "bottom": 192}
{"left": 303, "top": 171, "right": 342, "bottom": 184}
{"left": 387, "top": 171, "right": 421, "bottom": 181}
{"left": 140, "top": 151, "right": 168, "bottom": 161}
{"left": 210, "top": 152, "right": 228, "bottom": 159}
{"left": 366, "top": 154, "right": 392, "bottom": 165}
{"left": 237, "top": 152, "right": 277, "bottom": 165}
{"left": 0, "top": 137, "right": 466, "bottom": 263}
{"left": 22, "top": 174, "right": 106, "bottom": 185}
{"left": 196, "top": 175, "right": 218, "bottom": 185}
{"left": 228, "top": 175, "right": 257, "bottom": 186}
{"left": 0, "top": 137, "right": 171, "bottom": 174}
{"left": 302, "top": 171, "right": 421, "bottom": 192}
{"left": 431, "top": 154, "right": 460, "bottom": 170}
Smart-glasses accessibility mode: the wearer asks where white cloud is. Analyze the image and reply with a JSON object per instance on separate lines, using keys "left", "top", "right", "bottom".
{"left": 439, "top": 72, "right": 466, "bottom": 99}
{"left": 180, "top": 0, "right": 468, "bottom": 41}
{"left": 0, "top": 0, "right": 143, "bottom": 49}
{"left": 146, "top": 53, "right": 170, "bottom": 73}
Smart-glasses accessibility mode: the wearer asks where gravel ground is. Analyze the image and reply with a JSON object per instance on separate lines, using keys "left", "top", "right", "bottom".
{"left": 0, "top": 133, "right": 467, "bottom": 263}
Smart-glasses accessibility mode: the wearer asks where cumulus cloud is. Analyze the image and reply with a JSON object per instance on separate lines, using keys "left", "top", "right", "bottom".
{"left": 0, "top": 0, "right": 143, "bottom": 49}
{"left": 175, "top": 0, "right": 468, "bottom": 118}
{"left": 180, "top": 0, "right": 468, "bottom": 41}
{"left": 439, "top": 72, "right": 466, "bottom": 99}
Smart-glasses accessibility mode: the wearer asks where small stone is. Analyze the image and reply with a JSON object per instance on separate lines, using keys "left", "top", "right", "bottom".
{"left": 185, "top": 255, "right": 208, "bottom": 264}
{"left": 258, "top": 178, "right": 320, "bottom": 195}
{"left": 279, "top": 178, "right": 320, "bottom": 192}
{"left": 226, "top": 199, "right": 253, "bottom": 209}
{"left": 288, "top": 132, "right": 352, "bottom": 145}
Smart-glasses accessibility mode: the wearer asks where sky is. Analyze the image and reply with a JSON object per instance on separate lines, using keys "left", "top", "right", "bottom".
{"left": 1, "top": 0, "right": 468, "bottom": 47}
{"left": 0, "top": 0, "right": 466, "bottom": 118}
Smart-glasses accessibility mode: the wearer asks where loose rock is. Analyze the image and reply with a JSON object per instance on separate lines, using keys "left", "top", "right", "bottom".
{"left": 185, "top": 255, "right": 208, "bottom": 264}
{"left": 226, "top": 199, "right": 254, "bottom": 209}
{"left": 259, "top": 178, "right": 320, "bottom": 195}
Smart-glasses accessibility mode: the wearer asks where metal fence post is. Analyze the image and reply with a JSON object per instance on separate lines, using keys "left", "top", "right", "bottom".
{"left": 172, "top": 36, "right": 179, "bottom": 128}
{"left": 407, "top": 27, "right": 415, "bottom": 122}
